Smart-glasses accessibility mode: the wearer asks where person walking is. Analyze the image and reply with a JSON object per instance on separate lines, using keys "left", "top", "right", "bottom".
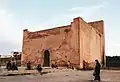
{"left": 36, "top": 64, "right": 42, "bottom": 75}
{"left": 93, "top": 59, "right": 101, "bottom": 81}
{"left": 6, "top": 61, "right": 12, "bottom": 70}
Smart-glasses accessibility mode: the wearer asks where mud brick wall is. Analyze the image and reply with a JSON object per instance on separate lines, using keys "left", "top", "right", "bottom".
{"left": 21, "top": 21, "right": 80, "bottom": 67}
{"left": 21, "top": 17, "right": 105, "bottom": 69}
{"left": 88, "top": 21, "right": 105, "bottom": 67}
{"left": 79, "top": 19, "right": 105, "bottom": 69}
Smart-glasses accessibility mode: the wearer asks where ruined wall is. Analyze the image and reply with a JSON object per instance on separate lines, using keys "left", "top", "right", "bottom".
{"left": 88, "top": 21, "right": 105, "bottom": 67}
{"left": 79, "top": 19, "right": 104, "bottom": 69}
{"left": 79, "top": 19, "right": 91, "bottom": 69}
{"left": 21, "top": 17, "right": 105, "bottom": 69}
{"left": 90, "top": 30, "right": 102, "bottom": 68}
{"left": 88, "top": 20, "right": 104, "bottom": 34}
{"left": 21, "top": 19, "right": 80, "bottom": 67}
{"left": 69, "top": 18, "right": 80, "bottom": 67}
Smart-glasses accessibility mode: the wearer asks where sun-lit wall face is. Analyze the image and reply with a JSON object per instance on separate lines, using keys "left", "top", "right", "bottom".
{"left": 21, "top": 22, "right": 80, "bottom": 67}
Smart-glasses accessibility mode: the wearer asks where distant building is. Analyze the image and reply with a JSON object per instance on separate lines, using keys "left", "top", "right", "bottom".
{"left": 12, "top": 52, "right": 22, "bottom": 66}
{"left": 21, "top": 17, "right": 106, "bottom": 69}
{"left": 0, "top": 55, "right": 12, "bottom": 66}
{"left": 106, "top": 56, "right": 120, "bottom": 67}
{"left": 0, "top": 52, "right": 21, "bottom": 66}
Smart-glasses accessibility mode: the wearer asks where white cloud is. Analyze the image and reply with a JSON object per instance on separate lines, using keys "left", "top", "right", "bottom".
{"left": 0, "top": 9, "right": 22, "bottom": 54}
{"left": 0, "top": 10, "right": 19, "bottom": 43}
{"left": 0, "top": 1, "right": 110, "bottom": 56}
{"left": 68, "top": 5, "right": 104, "bottom": 12}
{"left": 29, "top": 2, "right": 111, "bottom": 56}
{"left": 67, "top": 3, "right": 108, "bottom": 20}
{"left": 29, "top": 14, "right": 72, "bottom": 32}
{"left": 68, "top": 2, "right": 108, "bottom": 12}
{"left": 113, "top": 44, "right": 120, "bottom": 47}
{"left": 0, "top": 0, "right": 8, "bottom": 9}
{"left": 29, "top": 2, "right": 108, "bottom": 32}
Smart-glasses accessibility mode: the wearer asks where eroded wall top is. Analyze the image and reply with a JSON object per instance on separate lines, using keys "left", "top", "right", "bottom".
{"left": 88, "top": 20, "right": 104, "bottom": 34}
{"left": 23, "top": 25, "right": 71, "bottom": 39}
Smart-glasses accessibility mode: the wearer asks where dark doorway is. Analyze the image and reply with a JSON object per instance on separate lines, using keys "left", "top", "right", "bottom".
{"left": 43, "top": 50, "right": 50, "bottom": 67}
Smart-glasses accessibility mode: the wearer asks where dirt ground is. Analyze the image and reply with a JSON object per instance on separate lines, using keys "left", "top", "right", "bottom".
{"left": 0, "top": 70, "right": 120, "bottom": 82}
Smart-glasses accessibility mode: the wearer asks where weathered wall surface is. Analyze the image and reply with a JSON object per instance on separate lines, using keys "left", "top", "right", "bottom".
{"left": 79, "top": 19, "right": 104, "bottom": 69}
{"left": 88, "top": 21, "right": 105, "bottom": 67}
{"left": 21, "top": 19, "right": 80, "bottom": 67}
{"left": 88, "top": 20, "right": 104, "bottom": 34}
{"left": 79, "top": 19, "right": 91, "bottom": 68}
{"left": 69, "top": 18, "right": 80, "bottom": 67}
{"left": 90, "top": 30, "right": 101, "bottom": 68}
{"left": 21, "top": 17, "right": 105, "bottom": 69}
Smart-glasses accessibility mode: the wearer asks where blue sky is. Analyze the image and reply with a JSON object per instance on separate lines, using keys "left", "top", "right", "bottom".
{"left": 0, "top": 0, "right": 119, "bottom": 56}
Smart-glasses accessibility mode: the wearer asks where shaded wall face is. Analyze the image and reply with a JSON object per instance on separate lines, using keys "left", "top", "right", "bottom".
{"left": 88, "top": 21, "right": 105, "bottom": 67}
{"left": 90, "top": 30, "right": 102, "bottom": 68}
{"left": 21, "top": 24, "right": 80, "bottom": 67}
{"left": 80, "top": 19, "right": 104, "bottom": 69}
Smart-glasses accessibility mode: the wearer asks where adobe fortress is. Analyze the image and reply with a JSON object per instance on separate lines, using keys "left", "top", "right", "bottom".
{"left": 21, "top": 17, "right": 105, "bottom": 69}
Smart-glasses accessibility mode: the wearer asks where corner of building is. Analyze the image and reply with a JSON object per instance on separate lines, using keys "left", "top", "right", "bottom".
{"left": 21, "top": 29, "right": 29, "bottom": 66}
{"left": 88, "top": 20, "right": 104, "bottom": 34}
{"left": 70, "top": 17, "right": 84, "bottom": 68}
